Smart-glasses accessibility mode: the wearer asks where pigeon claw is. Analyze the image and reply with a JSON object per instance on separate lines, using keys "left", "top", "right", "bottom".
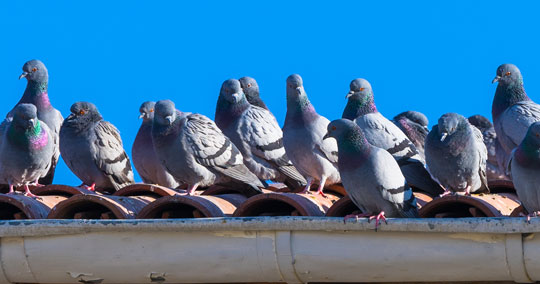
{"left": 23, "top": 185, "right": 40, "bottom": 199}
{"left": 439, "top": 190, "right": 454, "bottom": 198}
{"left": 369, "top": 211, "right": 387, "bottom": 231}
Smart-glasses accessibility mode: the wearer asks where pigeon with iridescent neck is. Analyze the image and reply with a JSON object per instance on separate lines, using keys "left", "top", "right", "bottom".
{"left": 132, "top": 101, "right": 181, "bottom": 188}
{"left": 492, "top": 64, "right": 540, "bottom": 173}
{"left": 468, "top": 115, "right": 508, "bottom": 181}
{"left": 152, "top": 100, "right": 265, "bottom": 196}
{"left": 60, "top": 102, "right": 134, "bottom": 192}
{"left": 392, "top": 111, "right": 429, "bottom": 159}
{"left": 282, "top": 74, "right": 340, "bottom": 196}
{"left": 0, "top": 104, "right": 53, "bottom": 197}
{"left": 324, "top": 119, "right": 419, "bottom": 229}
{"left": 10, "top": 60, "right": 63, "bottom": 185}
{"left": 239, "top": 77, "right": 268, "bottom": 110}
{"left": 425, "top": 113, "right": 489, "bottom": 196}
{"left": 216, "top": 79, "right": 306, "bottom": 191}
{"left": 342, "top": 78, "right": 443, "bottom": 196}
{"left": 509, "top": 122, "right": 540, "bottom": 219}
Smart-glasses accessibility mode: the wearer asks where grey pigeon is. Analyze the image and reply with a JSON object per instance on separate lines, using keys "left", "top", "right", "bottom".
{"left": 492, "top": 64, "right": 540, "bottom": 174}
{"left": 324, "top": 119, "right": 419, "bottom": 229}
{"left": 425, "top": 113, "right": 489, "bottom": 195}
{"left": 239, "top": 77, "right": 268, "bottom": 110}
{"left": 342, "top": 78, "right": 443, "bottom": 196}
{"left": 60, "top": 102, "right": 134, "bottom": 192}
{"left": 468, "top": 115, "right": 508, "bottom": 181}
{"left": 0, "top": 104, "right": 54, "bottom": 197}
{"left": 11, "top": 60, "right": 63, "bottom": 185}
{"left": 508, "top": 122, "right": 540, "bottom": 218}
{"left": 282, "top": 74, "right": 340, "bottom": 196}
{"left": 132, "top": 101, "right": 180, "bottom": 188}
{"left": 215, "top": 79, "right": 307, "bottom": 190}
{"left": 151, "top": 99, "right": 264, "bottom": 195}
{"left": 392, "top": 111, "right": 429, "bottom": 159}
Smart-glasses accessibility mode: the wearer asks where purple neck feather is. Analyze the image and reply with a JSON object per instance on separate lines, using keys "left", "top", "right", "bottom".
{"left": 20, "top": 81, "right": 52, "bottom": 110}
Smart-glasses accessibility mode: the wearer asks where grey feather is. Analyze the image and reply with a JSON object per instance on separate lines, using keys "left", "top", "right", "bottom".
{"left": 425, "top": 113, "right": 489, "bottom": 194}
{"left": 132, "top": 101, "right": 181, "bottom": 188}
{"left": 60, "top": 102, "right": 134, "bottom": 192}
{"left": 152, "top": 100, "right": 264, "bottom": 194}
{"left": 282, "top": 74, "right": 340, "bottom": 189}
{"left": 326, "top": 119, "right": 419, "bottom": 218}
{"left": 215, "top": 79, "right": 306, "bottom": 190}
{"left": 0, "top": 104, "right": 54, "bottom": 187}
{"left": 509, "top": 122, "right": 540, "bottom": 214}
{"left": 468, "top": 115, "right": 508, "bottom": 181}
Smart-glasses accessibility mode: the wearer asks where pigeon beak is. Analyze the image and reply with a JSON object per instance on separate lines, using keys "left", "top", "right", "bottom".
{"left": 440, "top": 132, "right": 448, "bottom": 142}
{"left": 67, "top": 114, "right": 75, "bottom": 120}
{"left": 19, "top": 72, "right": 28, "bottom": 80}
{"left": 295, "top": 87, "right": 302, "bottom": 95}
{"left": 138, "top": 113, "right": 145, "bottom": 119}
{"left": 231, "top": 93, "right": 241, "bottom": 103}
{"left": 165, "top": 115, "right": 173, "bottom": 125}
{"left": 26, "top": 118, "right": 36, "bottom": 129}
{"left": 346, "top": 91, "right": 354, "bottom": 99}
{"left": 323, "top": 132, "right": 330, "bottom": 140}
{"left": 492, "top": 75, "right": 501, "bottom": 84}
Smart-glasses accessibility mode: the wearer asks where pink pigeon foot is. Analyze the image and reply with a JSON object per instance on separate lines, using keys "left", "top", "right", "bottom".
{"left": 368, "top": 211, "right": 387, "bottom": 231}
{"left": 23, "top": 185, "right": 39, "bottom": 198}
{"left": 82, "top": 183, "right": 96, "bottom": 191}
{"left": 521, "top": 211, "right": 540, "bottom": 222}
{"left": 343, "top": 212, "right": 372, "bottom": 223}
{"left": 299, "top": 178, "right": 313, "bottom": 194}
{"left": 186, "top": 183, "right": 199, "bottom": 196}
{"left": 32, "top": 179, "right": 45, "bottom": 187}
{"left": 6, "top": 184, "right": 15, "bottom": 195}
{"left": 439, "top": 190, "right": 454, "bottom": 197}
{"left": 314, "top": 177, "right": 327, "bottom": 198}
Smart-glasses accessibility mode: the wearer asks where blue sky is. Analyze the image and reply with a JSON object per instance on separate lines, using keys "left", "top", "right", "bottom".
{"left": 1, "top": 1, "right": 539, "bottom": 185}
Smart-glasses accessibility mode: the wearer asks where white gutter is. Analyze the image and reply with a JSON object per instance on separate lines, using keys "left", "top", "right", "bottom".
{"left": 0, "top": 217, "right": 538, "bottom": 283}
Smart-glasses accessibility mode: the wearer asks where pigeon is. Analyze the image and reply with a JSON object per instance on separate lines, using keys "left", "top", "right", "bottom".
{"left": 425, "top": 113, "right": 489, "bottom": 196}
{"left": 215, "top": 79, "right": 307, "bottom": 190}
{"left": 60, "top": 102, "right": 134, "bottom": 192}
{"left": 492, "top": 64, "right": 540, "bottom": 173}
{"left": 508, "top": 122, "right": 540, "bottom": 219}
{"left": 239, "top": 77, "right": 268, "bottom": 110}
{"left": 0, "top": 104, "right": 54, "bottom": 197}
{"left": 342, "top": 78, "right": 443, "bottom": 196}
{"left": 151, "top": 99, "right": 264, "bottom": 195}
{"left": 392, "top": 111, "right": 429, "bottom": 159}
{"left": 468, "top": 115, "right": 508, "bottom": 181}
{"left": 324, "top": 119, "right": 419, "bottom": 229}
{"left": 11, "top": 60, "right": 63, "bottom": 185}
{"left": 282, "top": 74, "right": 340, "bottom": 196}
{"left": 132, "top": 101, "right": 181, "bottom": 188}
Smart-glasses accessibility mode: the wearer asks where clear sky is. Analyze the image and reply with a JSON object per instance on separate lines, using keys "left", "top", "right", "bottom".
{"left": 0, "top": 1, "right": 539, "bottom": 185}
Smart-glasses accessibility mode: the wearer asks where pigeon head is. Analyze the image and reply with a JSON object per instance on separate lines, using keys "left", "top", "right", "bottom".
{"left": 342, "top": 78, "right": 377, "bottom": 119}
{"left": 12, "top": 104, "right": 38, "bottom": 130}
{"left": 239, "top": 77, "right": 259, "bottom": 99}
{"left": 492, "top": 64, "right": 522, "bottom": 86}
{"left": 468, "top": 115, "right": 492, "bottom": 130}
{"left": 437, "top": 113, "right": 466, "bottom": 142}
{"left": 395, "top": 111, "right": 429, "bottom": 127}
{"left": 154, "top": 100, "right": 177, "bottom": 126}
{"left": 67, "top": 102, "right": 102, "bottom": 123}
{"left": 139, "top": 101, "right": 156, "bottom": 121}
{"left": 286, "top": 74, "right": 305, "bottom": 97}
{"left": 19, "top": 59, "right": 48, "bottom": 83}
{"left": 220, "top": 79, "right": 246, "bottom": 104}
{"left": 324, "top": 119, "right": 360, "bottom": 140}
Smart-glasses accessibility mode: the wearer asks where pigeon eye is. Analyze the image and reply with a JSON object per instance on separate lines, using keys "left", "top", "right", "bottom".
{"left": 359, "top": 87, "right": 365, "bottom": 91}
{"left": 505, "top": 71, "right": 511, "bottom": 76}
{"left": 79, "top": 110, "right": 86, "bottom": 115}
{"left": 149, "top": 108, "right": 154, "bottom": 113}
{"left": 32, "top": 67, "right": 37, "bottom": 72}
{"left": 247, "top": 83, "right": 252, "bottom": 88}
{"left": 331, "top": 126, "right": 337, "bottom": 131}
